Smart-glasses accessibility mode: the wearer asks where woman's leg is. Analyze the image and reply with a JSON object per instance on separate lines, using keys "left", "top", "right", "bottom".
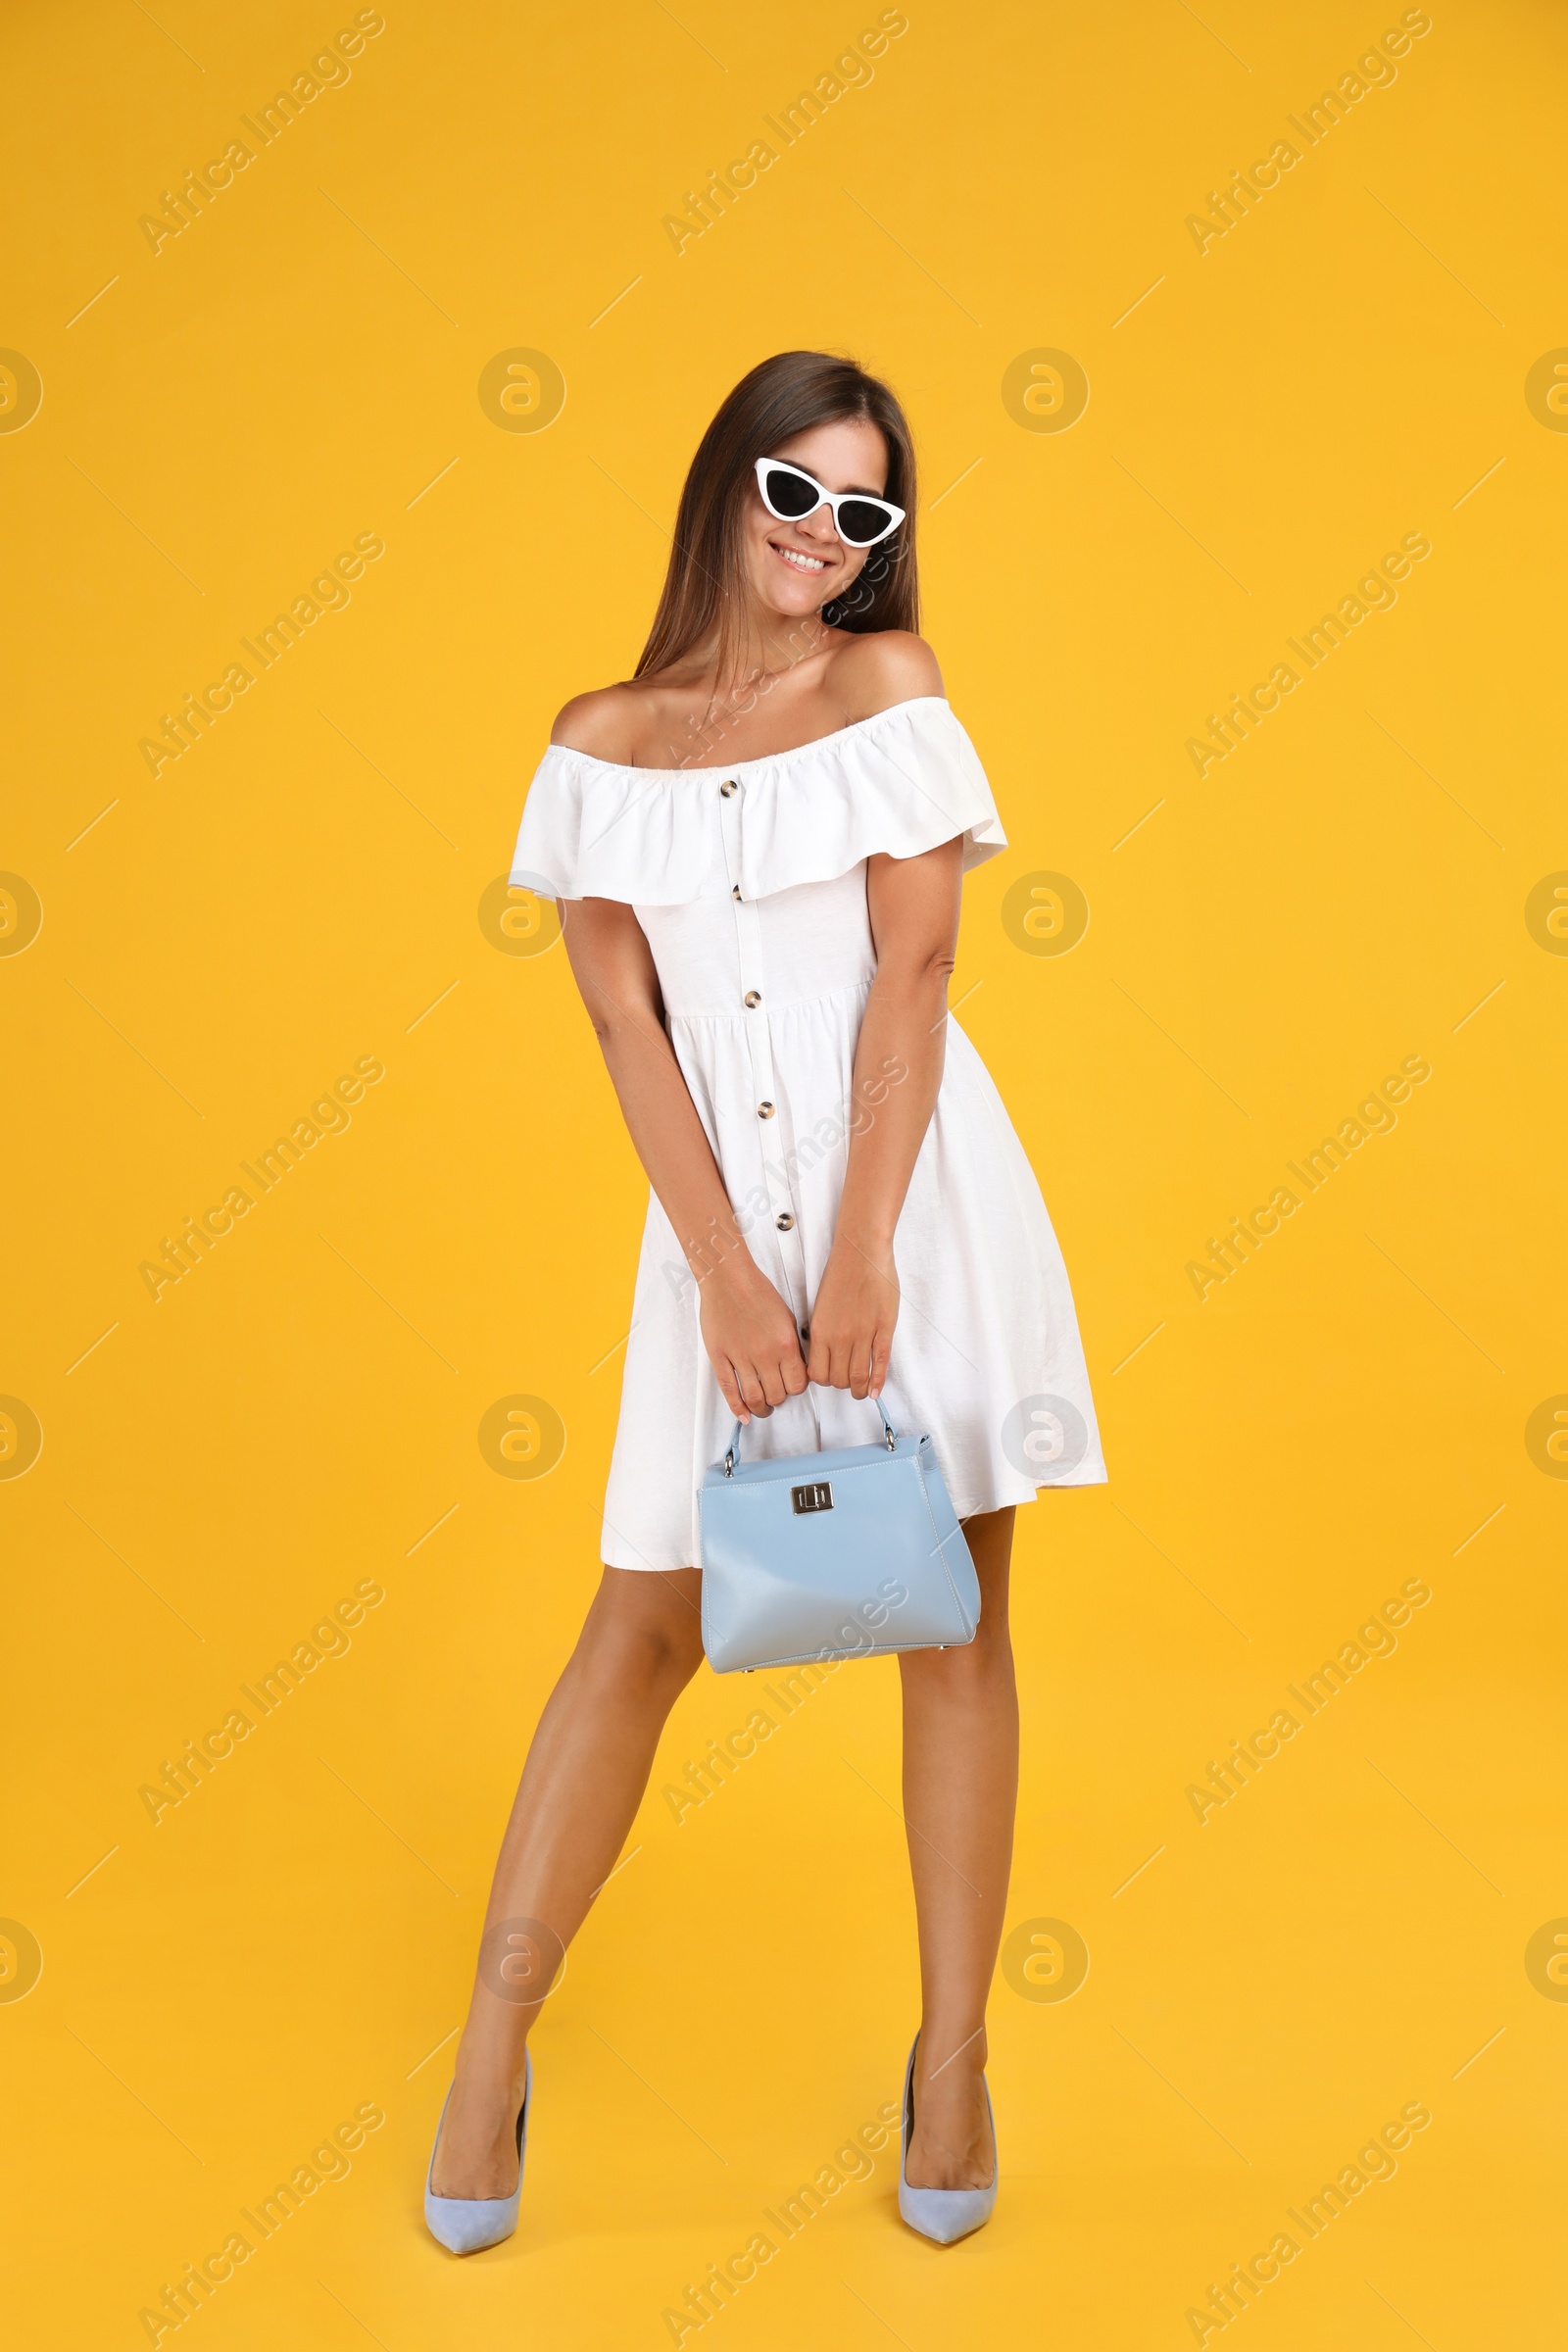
{"left": 431, "top": 1564, "right": 706, "bottom": 2198}
{"left": 898, "top": 1506, "right": 1018, "bottom": 2189}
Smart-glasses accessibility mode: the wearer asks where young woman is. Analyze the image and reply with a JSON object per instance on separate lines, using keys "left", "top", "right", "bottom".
{"left": 424, "top": 350, "right": 1105, "bottom": 2254}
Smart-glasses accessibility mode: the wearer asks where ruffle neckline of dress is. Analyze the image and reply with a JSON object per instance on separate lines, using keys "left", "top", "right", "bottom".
{"left": 510, "top": 696, "right": 1008, "bottom": 906}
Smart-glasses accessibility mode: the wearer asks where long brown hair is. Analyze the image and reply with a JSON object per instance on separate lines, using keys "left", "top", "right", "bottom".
{"left": 635, "top": 350, "right": 919, "bottom": 681}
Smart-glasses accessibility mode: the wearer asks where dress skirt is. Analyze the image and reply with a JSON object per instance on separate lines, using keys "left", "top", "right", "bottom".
{"left": 599, "top": 863, "right": 1105, "bottom": 1572}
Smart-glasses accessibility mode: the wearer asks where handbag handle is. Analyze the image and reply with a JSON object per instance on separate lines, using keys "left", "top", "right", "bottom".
{"left": 722, "top": 1389, "right": 897, "bottom": 1477}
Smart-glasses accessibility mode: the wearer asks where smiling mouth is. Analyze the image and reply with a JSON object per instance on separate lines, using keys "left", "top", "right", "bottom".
{"left": 769, "top": 538, "right": 830, "bottom": 575}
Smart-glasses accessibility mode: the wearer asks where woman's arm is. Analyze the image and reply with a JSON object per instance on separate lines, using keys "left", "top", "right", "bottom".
{"left": 560, "top": 897, "right": 807, "bottom": 1424}
{"left": 806, "top": 836, "right": 963, "bottom": 1399}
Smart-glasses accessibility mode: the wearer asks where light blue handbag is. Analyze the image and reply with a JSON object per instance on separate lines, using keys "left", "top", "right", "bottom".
{"left": 698, "top": 1393, "right": 980, "bottom": 1674}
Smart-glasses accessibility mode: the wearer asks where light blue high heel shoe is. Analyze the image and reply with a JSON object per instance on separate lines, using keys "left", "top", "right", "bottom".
{"left": 423, "top": 2052, "right": 531, "bottom": 2256}
{"left": 898, "top": 2034, "right": 997, "bottom": 2244}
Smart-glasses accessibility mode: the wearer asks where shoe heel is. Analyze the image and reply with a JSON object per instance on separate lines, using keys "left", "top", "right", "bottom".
{"left": 897, "top": 2034, "right": 997, "bottom": 2245}
{"left": 423, "top": 2051, "right": 531, "bottom": 2256}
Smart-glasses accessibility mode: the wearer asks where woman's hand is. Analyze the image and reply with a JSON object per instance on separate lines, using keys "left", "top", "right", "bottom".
{"left": 699, "top": 1251, "right": 808, "bottom": 1423}
{"left": 806, "top": 1239, "right": 900, "bottom": 1399}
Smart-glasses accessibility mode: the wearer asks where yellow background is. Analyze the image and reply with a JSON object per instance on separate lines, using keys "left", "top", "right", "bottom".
{"left": 4, "top": 0, "right": 1565, "bottom": 2342}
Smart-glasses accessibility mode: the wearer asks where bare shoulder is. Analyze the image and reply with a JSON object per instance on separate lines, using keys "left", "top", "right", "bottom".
{"left": 830, "top": 628, "right": 945, "bottom": 720}
{"left": 549, "top": 680, "right": 647, "bottom": 759}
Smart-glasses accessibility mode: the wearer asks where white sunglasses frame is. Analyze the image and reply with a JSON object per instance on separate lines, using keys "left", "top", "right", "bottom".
{"left": 752, "top": 456, "right": 906, "bottom": 549}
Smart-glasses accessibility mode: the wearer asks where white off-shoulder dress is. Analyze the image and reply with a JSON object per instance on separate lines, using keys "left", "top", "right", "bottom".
{"left": 511, "top": 696, "right": 1106, "bottom": 1572}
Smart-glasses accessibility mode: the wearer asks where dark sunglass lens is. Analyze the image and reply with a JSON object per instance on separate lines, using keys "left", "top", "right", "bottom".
{"left": 836, "top": 499, "right": 894, "bottom": 546}
{"left": 764, "top": 466, "right": 819, "bottom": 518}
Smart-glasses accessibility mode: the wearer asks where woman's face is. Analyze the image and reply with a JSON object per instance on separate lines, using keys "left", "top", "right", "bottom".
{"left": 740, "top": 415, "right": 891, "bottom": 628}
